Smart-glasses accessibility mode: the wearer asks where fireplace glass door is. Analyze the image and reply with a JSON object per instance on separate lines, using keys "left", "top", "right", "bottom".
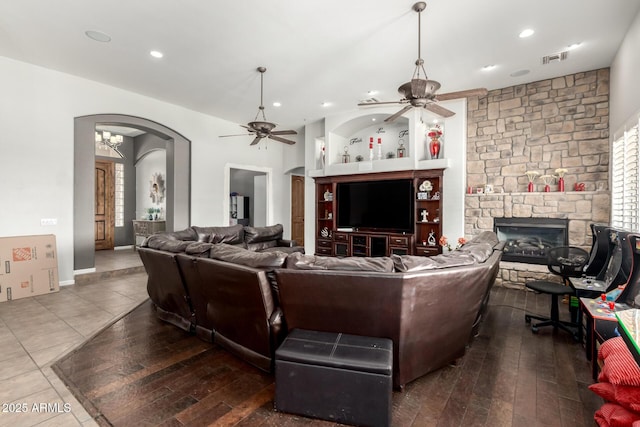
{"left": 494, "top": 218, "right": 569, "bottom": 264}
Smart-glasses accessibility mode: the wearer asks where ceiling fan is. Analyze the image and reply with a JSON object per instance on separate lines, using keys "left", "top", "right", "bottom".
{"left": 358, "top": 2, "right": 487, "bottom": 123}
{"left": 220, "top": 67, "right": 297, "bottom": 146}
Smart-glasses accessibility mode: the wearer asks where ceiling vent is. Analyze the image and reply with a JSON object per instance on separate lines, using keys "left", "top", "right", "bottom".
{"left": 359, "top": 97, "right": 380, "bottom": 104}
{"left": 542, "top": 51, "right": 569, "bottom": 64}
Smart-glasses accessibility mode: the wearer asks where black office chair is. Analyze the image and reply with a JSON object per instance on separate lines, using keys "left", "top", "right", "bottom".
{"left": 525, "top": 246, "right": 589, "bottom": 338}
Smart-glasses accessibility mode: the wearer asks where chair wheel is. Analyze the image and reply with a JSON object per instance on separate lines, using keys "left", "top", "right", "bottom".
{"left": 525, "top": 315, "right": 531, "bottom": 324}
{"left": 531, "top": 326, "right": 539, "bottom": 334}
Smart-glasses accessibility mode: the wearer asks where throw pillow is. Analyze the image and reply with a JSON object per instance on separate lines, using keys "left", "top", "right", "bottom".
{"left": 594, "top": 402, "right": 640, "bottom": 427}
{"left": 209, "top": 243, "right": 287, "bottom": 268}
{"left": 599, "top": 337, "right": 640, "bottom": 387}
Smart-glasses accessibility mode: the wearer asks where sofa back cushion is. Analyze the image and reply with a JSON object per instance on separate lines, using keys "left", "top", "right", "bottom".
{"left": 142, "top": 227, "right": 198, "bottom": 252}
{"left": 286, "top": 252, "right": 394, "bottom": 272}
{"left": 209, "top": 243, "right": 287, "bottom": 268}
{"left": 244, "top": 224, "right": 283, "bottom": 244}
{"left": 191, "top": 224, "right": 245, "bottom": 245}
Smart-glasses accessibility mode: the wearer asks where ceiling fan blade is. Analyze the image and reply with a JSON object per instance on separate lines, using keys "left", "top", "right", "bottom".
{"left": 436, "top": 88, "right": 488, "bottom": 101}
{"left": 219, "top": 133, "right": 253, "bottom": 138}
{"left": 250, "top": 136, "right": 263, "bottom": 146}
{"left": 270, "top": 129, "right": 298, "bottom": 135}
{"left": 384, "top": 105, "right": 413, "bottom": 123}
{"left": 268, "top": 135, "right": 296, "bottom": 145}
{"left": 358, "top": 100, "right": 406, "bottom": 107}
{"left": 424, "top": 103, "right": 456, "bottom": 118}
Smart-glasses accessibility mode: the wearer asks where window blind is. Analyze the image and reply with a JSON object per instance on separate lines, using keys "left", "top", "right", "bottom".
{"left": 611, "top": 121, "right": 640, "bottom": 231}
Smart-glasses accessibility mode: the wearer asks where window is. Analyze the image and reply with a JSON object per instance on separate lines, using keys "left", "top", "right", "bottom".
{"left": 115, "top": 163, "right": 124, "bottom": 227}
{"left": 611, "top": 119, "right": 640, "bottom": 231}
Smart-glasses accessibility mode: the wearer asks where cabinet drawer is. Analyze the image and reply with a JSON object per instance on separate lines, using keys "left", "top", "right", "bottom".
{"left": 317, "top": 239, "right": 332, "bottom": 247}
{"left": 315, "top": 246, "right": 333, "bottom": 255}
{"left": 334, "top": 233, "right": 349, "bottom": 242}
{"left": 414, "top": 246, "right": 440, "bottom": 257}
{"left": 389, "top": 236, "right": 409, "bottom": 247}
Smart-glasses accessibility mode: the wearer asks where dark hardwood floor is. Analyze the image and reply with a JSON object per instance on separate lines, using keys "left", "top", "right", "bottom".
{"left": 52, "top": 286, "right": 603, "bottom": 426}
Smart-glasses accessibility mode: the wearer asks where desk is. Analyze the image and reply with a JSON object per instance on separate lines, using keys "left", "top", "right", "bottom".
{"left": 132, "top": 220, "right": 165, "bottom": 249}
{"left": 580, "top": 297, "right": 632, "bottom": 379}
{"left": 616, "top": 309, "right": 640, "bottom": 367}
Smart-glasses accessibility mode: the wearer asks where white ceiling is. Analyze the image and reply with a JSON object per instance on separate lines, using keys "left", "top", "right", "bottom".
{"left": 1, "top": 0, "right": 639, "bottom": 131}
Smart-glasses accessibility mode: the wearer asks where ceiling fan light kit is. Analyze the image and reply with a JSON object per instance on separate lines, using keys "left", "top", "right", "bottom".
{"left": 358, "top": 2, "right": 487, "bottom": 123}
{"left": 219, "top": 67, "right": 297, "bottom": 146}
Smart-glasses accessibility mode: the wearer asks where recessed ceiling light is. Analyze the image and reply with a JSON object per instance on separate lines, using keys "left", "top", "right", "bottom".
{"left": 519, "top": 28, "right": 535, "bottom": 38}
{"left": 482, "top": 65, "right": 496, "bottom": 71}
{"left": 510, "top": 69, "right": 530, "bottom": 77}
{"left": 567, "top": 43, "right": 582, "bottom": 50}
{"left": 150, "top": 50, "right": 164, "bottom": 58}
{"left": 272, "top": 102, "right": 281, "bottom": 107}
{"left": 85, "top": 30, "right": 111, "bottom": 43}
{"left": 372, "top": 118, "right": 377, "bottom": 122}
{"left": 321, "top": 102, "right": 332, "bottom": 107}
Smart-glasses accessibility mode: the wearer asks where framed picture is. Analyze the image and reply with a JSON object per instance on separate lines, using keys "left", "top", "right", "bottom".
{"left": 484, "top": 184, "right": 494, "bottom": 194}
{"left": 476, "top": 187, "right": 484, "bottom": 194}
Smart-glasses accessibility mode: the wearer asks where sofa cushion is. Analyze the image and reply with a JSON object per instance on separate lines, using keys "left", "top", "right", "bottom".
{"left": 209, "top": 243, "right": 287, "bottom": 268}
{"left": 457, "top": 242, "right": 494, "bottom": 263}
{"left": 185, "top": 242, "right": 214, "bottom": 256}
{"left": 192, "top": 224, "right": 244, "bottom": 244}
{"left": 392, "top": 251, "right": 477, "bottom": 272}
{"left": 286, "top": 252, "right": 394, "bottom": 272}
{"left": 244, "top": 224, "right": 283, "bottom": 244}
{"left": 145, "top": 238, "right": 192, "bottom": 253}
{"left": 141, "top": 227, "right": 197, "bottom": 249}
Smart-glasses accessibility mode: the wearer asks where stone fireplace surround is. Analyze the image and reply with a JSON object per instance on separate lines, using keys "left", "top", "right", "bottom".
{"left": 465, "top": 69, "right": 611, "bottom": 288}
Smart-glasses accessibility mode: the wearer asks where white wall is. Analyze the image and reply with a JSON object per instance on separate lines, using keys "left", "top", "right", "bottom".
{"left": 610, "top": 8, "right": 640, "bottom": 134}
{"left": 0, "top": 56, "right": 295, "bottom": 283}
{"left": 136, "top": 150, "right": 167, "bottom": 220}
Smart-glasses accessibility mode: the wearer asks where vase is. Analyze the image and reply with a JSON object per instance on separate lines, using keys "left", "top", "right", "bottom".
{"left": 544, "top": 184, "right": 550, "bottom": 192}
{"left": 429, "top": 137, "right": 441, "bottom": 159}
{"left": 558, "top": 177, "right": 565, "bottom": 192}
{"left": 528, "top": 181, "right": 534, "bottom": 192}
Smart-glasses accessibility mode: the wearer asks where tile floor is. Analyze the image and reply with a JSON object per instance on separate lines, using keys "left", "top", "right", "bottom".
{"left": 0, "top": 250, "right": 148, "bottom": 426}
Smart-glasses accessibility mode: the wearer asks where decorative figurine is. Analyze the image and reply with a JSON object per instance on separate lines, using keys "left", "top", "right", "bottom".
{"left": 342, "top": 146, "right": 350, "bottom": 163}
{"left": 420, "top": 210, "right": 429, "bottom": 222}
{"left": 427, "top": 231, "right": 437, "bottom": 246}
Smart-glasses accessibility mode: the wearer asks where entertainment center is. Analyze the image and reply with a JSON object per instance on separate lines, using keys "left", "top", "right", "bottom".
{"left": 314, "top": 169, "right": 444, "bottom": 257}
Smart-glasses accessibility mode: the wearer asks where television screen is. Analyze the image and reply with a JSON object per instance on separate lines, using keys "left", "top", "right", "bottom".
{"left": 336, "top": 179, "right": 414, "bottom": 232}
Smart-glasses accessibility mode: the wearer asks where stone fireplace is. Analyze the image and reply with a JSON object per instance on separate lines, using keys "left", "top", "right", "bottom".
{"left": 494, "top": 217, "right": 568, "bottom": 264}
{"left": 465, "top": 68, "right": 611, "bottom": 288}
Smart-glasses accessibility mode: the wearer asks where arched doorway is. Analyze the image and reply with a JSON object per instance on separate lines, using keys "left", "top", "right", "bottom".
{"left": 73, "top": 114, "right": 191, "bottom": 272}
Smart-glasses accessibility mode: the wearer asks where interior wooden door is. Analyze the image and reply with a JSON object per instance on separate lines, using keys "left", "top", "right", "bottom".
{"left": 95, "top": 160, "right": 115, "bottom": 250}
{"left": 291, "top": 175, "right": 305, "bottom": 246}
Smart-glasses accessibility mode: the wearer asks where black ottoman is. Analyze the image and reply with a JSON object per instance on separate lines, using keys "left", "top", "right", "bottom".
{"left": 275, "top": 329, "right": 393, "bottom": 427}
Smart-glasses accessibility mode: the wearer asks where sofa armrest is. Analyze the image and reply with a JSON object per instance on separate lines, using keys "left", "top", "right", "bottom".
{"left": 277, "top": 239, "right": 296, "bottom": 247}
{"left": 269, "top": 307, "right": 286, "bottom": 350}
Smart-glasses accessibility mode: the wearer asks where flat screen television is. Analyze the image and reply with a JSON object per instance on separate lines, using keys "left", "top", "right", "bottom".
{"left": 336, "top": 179, "right": 414, "bottom": 232}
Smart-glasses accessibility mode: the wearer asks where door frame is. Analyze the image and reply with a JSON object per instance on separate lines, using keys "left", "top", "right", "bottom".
{"left": 223, "top": 163, "right": 272, "bottom": 226}
{"left": 94, "top": 160, "right": 115, "bottom": 250}
{"left": 74, "top": 114, "right": 191, "bottom": 274}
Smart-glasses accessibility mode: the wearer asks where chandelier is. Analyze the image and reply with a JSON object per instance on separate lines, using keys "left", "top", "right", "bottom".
{"left": 95, "top": 131, "right": 124, "bottom": 158}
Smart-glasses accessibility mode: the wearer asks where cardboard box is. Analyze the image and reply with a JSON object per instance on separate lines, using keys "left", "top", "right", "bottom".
{"left": 0, "top": 234, "right": 59, "bottom": 302}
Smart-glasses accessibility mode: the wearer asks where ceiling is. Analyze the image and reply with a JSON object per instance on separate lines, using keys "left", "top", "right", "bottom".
{"left": 2, "top": 0, "right": 639, "bottom": 131}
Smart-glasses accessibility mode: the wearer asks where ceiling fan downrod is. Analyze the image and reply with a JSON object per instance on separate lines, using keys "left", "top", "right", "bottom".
{"left": 255, "top": 66, "right": 267, "bottom": 122}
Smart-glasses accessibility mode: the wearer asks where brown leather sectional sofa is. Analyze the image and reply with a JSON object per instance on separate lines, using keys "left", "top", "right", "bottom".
{"left": 138, "top": 226, "right": 504, "bottom": 388}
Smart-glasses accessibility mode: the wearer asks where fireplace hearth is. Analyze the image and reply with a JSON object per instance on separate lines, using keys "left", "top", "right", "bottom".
{"left": 494, "top": 218, "right": 569, "bottom": 265}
